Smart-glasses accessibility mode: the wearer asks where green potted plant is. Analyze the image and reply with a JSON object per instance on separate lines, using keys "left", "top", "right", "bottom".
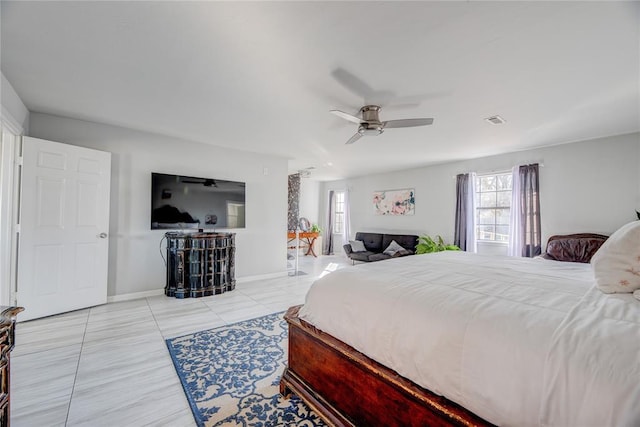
{"left": 415, "top": 234, "right": 460, "bottom": 254}
{"left": 310, "top": 223, "right": 322, "bottom": 234}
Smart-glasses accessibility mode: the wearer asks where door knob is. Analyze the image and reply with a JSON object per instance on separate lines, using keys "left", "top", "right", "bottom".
{"left": 98, "top": 232, "right": 108, "bottom": 238}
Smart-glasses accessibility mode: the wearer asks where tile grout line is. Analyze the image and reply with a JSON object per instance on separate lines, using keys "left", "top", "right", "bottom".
{"left": 146, "top": 296, "right": 172, "bottom": 339}
{"left": 63, "top": 311, "right": 91, "bottom": 427}
{"left": 200, "top": 300, "right": 234, "bottom": 327}
{"left": 151, "top": 296, "right": 227, "bottom": 337}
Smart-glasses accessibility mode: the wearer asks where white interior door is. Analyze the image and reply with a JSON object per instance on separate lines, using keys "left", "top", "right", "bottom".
{"left": 17, "top": 137, "right": 111, "bottom": 321}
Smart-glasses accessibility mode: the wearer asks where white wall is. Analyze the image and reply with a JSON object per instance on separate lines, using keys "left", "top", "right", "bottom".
{"left": 299, "top": 178, "right": 320, "bottom": 225}
{"left": 29, "top": 113, "right": 289, "bottom": 297}
{"left": 321, "top": 133, "right": 640, "bottom": 252}
{"left": 296, "top": 178, "right": 322, "bottom": 255}
{"left": 1, "top": 73, "right": 29, "bottom": 133}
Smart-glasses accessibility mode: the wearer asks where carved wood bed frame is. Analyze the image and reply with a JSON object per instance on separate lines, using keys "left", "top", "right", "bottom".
{"left": 280, "top": 305, "right": 495, "bottom": 427}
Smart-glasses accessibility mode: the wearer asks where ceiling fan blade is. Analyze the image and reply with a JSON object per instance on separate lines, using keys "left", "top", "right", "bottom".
{"left": 345, "top": 133, "right": 363, "bottom": 145}
{"left": 331, "top": 68, "right": 395, "bottom": 105}
{"left": 330, "top": 109, "right": 364, "bottom": 124}
{"left": 331, "top": 68, "right": 375, "bottom": 100}
{"left": 383, "top": 118, "right": 434, "bottom": 129}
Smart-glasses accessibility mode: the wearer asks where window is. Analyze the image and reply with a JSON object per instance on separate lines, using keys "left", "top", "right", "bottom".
{"left": 476, "top": 173, "right": 512, "bottom": 242}
{"left": 333, "top": 191, "right": 345, "bottom": 234}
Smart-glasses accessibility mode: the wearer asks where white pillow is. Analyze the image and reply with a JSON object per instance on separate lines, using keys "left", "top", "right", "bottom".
{"left": 591, "top": 221, "right": 640, "bottom": 294}
{"left": 349, "top": 240, "right": 367, "bottom": 252}
{"left": 383, "top": 240, "right": 405, "bottom": 256}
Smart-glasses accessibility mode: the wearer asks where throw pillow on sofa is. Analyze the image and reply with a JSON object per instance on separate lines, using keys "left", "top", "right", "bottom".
{"left": 349, "top": 240, "right": 367, "bottom": 252}
{"left": 383, "top": 240, "right": 406, "bottom": 256}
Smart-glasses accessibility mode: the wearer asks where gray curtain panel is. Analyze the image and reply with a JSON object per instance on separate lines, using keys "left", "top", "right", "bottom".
{"left": 287, "top": 173, "right": 300, "bottom": 231}
{"left": 454, "top": 173, "right": 470, "bottom": 251}
{"left": 323, "top": 190, "right": 335, "bottom": 255}
{"left": 517, "top": 164, "right": 541, "bottom": 257}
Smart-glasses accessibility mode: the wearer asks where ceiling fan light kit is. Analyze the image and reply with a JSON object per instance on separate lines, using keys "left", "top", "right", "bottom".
{"left": 331, "top": 105, "right": 434, "bottom": 144}
{"left": 358, "top": 124, "right": 384, "bottom": 136}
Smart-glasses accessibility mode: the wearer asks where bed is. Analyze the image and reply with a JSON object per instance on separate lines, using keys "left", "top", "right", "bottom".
{"left": 280, "top": 251, "right": 640, "bottom": 426}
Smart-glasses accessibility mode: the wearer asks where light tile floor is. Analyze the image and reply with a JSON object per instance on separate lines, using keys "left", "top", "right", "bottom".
{"left": 11, "top": 254, "right": 350, "bottom": 427}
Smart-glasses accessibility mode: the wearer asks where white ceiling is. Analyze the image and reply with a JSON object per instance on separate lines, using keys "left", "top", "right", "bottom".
{"left": 1, "top": 1, "right": 639, "bottom": 180}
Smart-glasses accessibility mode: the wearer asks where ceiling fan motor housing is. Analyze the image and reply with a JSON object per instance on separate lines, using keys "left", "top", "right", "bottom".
{"left": 361, "top": 105, "right": 382, "bottom": 122}
{"left": 359, "top": 105, "right": 384, "bottom": 135}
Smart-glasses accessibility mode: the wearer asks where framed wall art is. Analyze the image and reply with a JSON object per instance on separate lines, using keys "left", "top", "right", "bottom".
{"left": 373, "top": 188, "right": 415, "bottom": 215}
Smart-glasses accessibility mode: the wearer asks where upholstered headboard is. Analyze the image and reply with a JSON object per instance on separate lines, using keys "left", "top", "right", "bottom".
{"left": 541, "top": 233, "right": 609, "bottom": 263}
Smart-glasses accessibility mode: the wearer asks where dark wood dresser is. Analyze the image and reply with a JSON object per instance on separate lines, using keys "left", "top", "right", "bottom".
{"left": 0, "top": 306, "right": 23, "bottom": 427}
{"left": 165, "top": 232, "right": 236, "bottom": 298}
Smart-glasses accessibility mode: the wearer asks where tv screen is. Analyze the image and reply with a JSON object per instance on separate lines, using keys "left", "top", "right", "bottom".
{"left": 151, "top": 173, "right": 246, "bottom": 230}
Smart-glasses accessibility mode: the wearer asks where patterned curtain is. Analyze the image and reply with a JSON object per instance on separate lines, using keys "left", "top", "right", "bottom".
{"left": 454, "top": 173, "right": 476, "bottom": 251}
{"left": 509, "top": 164, "right": 541, "bottom": 257}
{"left": 342, "top": 189, "right": 351, "bottom": 247}
{"left": 323, "top": 191, "right": 335, "bottom": 255}
{"left": 287, "top": 173, "right": 300, "bottom": 231}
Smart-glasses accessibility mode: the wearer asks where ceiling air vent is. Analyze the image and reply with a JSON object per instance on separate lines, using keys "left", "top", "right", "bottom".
{"left": 485, "top": 115, "right": 506, "bottom": 125}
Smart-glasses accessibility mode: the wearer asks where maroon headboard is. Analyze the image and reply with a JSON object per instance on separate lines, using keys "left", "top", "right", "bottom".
{"left": 541, "top": 233, "right": 609, "bottom": 263}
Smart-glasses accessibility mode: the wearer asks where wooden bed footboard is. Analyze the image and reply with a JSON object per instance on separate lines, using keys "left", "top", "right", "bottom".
{"left": 280, "top": 305, "right": 494, "bottom": 427}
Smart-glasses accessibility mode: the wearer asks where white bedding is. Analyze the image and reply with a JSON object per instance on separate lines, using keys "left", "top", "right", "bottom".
{"left": 298, "top": 251, "right": 640, "bottom": 426}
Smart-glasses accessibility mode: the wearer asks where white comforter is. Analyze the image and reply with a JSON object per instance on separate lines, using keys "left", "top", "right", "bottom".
{"left": 298, "top": 251, "right": 640, "bottom": 426}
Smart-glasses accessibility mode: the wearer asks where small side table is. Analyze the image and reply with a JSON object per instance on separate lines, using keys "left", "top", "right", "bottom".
{"left": 297, "top": 232, "right": 320, "bottom": 257}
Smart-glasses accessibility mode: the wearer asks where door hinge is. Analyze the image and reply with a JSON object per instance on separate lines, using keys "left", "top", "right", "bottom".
{"left": 15, "top": 156, "right": 23, "bottom": 166}
{"left": 13, "top": 224, "right": 20, "bottom": 234}
{"left": 10, "top": 291, "right": 17, "bottom": 305}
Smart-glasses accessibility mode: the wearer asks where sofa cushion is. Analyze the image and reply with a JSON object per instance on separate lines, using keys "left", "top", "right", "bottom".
{"left": 355, "top": 232, "right": 384, "bottom": 253}
{"left": 348, "top": 251, "right": 377, "bottom": 262}
{"left": 368, "top": 253, "right": 392, "bottom": 262}
{"left": 382, "top": 234, "right": 418, "bottom": 254}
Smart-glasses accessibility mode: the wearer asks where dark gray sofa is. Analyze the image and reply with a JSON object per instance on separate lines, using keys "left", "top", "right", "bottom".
{"left": 343, "top": 232, "right": 419, "bottom": 263}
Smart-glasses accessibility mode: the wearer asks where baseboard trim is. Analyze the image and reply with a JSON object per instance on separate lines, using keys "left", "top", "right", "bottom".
{"left": 107, "top": 289, "right": 164, "bottom": 303}
{"left": 236, "top": 270, "right": 289, "bottom": 283}
{"left": 107, "top": 271, "right": 290, "bottom": 302}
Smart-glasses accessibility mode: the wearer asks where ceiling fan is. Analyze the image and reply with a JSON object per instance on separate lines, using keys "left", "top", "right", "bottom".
{"left": 330, "top": 105, "right": 434, "bottom": 145}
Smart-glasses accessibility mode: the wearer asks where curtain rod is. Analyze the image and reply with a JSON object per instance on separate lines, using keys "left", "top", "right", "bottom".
{"left": 453, "top": 162, "right": 545, "bottom": 179}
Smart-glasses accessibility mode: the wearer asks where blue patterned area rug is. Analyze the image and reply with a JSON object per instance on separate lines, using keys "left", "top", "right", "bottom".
{"left": 166, "top": 312, "right": 326, "bottom": 427}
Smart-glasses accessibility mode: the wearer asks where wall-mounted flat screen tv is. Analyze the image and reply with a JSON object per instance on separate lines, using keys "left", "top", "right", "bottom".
{"left": 151, "top": 173, "right": 246, "bottom": 230}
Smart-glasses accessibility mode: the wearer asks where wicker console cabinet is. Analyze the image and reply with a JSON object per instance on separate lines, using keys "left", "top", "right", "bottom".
{"left": 165, "top": 232, "right": 236, "bottom": 298}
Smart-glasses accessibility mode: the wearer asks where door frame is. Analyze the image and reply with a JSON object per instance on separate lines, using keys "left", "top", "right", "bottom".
{"left": 0, "top": 113, "right": 24, "bottom": 307}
